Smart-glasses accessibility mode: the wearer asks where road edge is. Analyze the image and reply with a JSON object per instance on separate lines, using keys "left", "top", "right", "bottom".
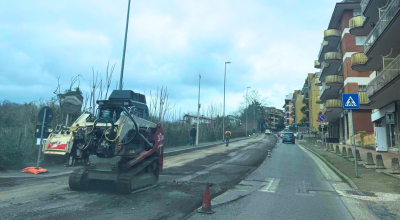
{"left": 296, "top": 143, "right": 378, "bottom": 220}
{"left": 297, "top": 142, "right": 358, "bottom": 190}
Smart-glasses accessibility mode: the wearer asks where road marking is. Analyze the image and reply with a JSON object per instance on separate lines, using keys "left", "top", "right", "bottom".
{"left": 259, "top": 178, "right": 280, "bottom": 193}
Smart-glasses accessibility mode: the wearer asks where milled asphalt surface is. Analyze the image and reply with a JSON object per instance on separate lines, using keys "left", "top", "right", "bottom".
{"left": 188, "top": 140, "right": 354, "bottom": 220}
{"left": 0, "top": 135, "right": 276, "bottom": 220}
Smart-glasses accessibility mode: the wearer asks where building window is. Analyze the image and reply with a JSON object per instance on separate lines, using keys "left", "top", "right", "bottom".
{"left": 355, "top": 36, "right": 367, "bottom": 45}
{"left": 359, "top": 85, "right": 367, "bottom": 92}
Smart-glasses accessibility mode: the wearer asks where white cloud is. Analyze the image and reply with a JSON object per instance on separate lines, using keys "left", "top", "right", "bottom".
{"left": 0, "top": 0, "right": 334, "bottom": 117}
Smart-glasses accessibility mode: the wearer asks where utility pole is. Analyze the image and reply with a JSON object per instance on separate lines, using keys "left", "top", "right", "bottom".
{"left": 119, "top": 0, "right": 132, "bottom": 90}
{"left": 246, "top": 87, "right": 250, "bottom": 137}
{"left": 223, "top": 61, "right": 230, "bottom": 141}
{"left": 253, "top": 100, "right": 256, "bottom": 133}
{"left": 196, "top": 74, "right": 201, "bottom": 146}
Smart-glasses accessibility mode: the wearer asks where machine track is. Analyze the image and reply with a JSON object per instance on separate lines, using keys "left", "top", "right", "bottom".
{"left": 68, "top": 167, "right": 90, "bottom": 190}
{"left": 116, "top": 159, "right": 159, "bottom": 194}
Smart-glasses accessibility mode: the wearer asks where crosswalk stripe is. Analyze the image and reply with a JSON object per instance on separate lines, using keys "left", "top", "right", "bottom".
{"left": 259, "top": 178, "right": 280, "bottom": 193}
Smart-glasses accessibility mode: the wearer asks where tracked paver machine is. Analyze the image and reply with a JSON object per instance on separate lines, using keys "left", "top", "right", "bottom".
{"left": 68, "top": 90, "right": 164, "bottom": 193}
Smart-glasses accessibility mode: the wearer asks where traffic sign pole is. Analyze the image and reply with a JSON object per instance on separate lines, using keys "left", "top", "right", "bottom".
{"left": 349, "top": 109, "right": 359, "bottom": 177}
{"left": 37, "top": 108, "right": 47, "bottom": 169}
{"left": 343, "top": 93, "right": 360, "bottom": 178}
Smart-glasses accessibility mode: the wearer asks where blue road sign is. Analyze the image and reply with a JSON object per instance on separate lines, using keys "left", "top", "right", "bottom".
{"left": 295, "top": 124, "right": 298, "bottom": 127}
{"left": 318, "top": 114, "right": 327, "bottom": 123}
{"left": 342, "top": 93, "right": 360, "bottom": 109}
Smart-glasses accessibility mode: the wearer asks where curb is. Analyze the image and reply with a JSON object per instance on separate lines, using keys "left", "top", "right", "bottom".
{"left": 298, "top": 143, "right": 358, "bottom": 190}
{"left": 375, "top": 169, "right": 400, "bottom": 181}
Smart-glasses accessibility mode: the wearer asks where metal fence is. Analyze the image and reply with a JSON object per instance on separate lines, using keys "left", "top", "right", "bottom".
{"left": 364, "top": 0, "right": 400, "bottom": 53}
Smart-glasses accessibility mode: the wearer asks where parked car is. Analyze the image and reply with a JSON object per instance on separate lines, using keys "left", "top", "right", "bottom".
{"left": 265, "top": 129, "right": 271, "bottom": 135}
{"left": 282, "top": 132, "right": 295, "bottom": 144}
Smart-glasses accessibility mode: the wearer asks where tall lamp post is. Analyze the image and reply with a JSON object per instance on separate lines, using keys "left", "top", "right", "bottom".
{"left": 246, "top": 87, "right": 250, "bottom": 137}
{"left": 196, "top": 74, "right": 201, "bottom": 146}
{"left": 119, "top": 0, "right": 132, "bottom": 90}
{"left": 223, "top": 61, "right": 230, "bottom": 141}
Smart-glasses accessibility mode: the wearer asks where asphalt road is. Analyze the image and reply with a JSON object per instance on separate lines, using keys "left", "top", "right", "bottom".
{"left": 188, "top": 140, "right": 355, "bottom": 220}
{"left": 0, "top": 135, "right": 276, "bottom": 220}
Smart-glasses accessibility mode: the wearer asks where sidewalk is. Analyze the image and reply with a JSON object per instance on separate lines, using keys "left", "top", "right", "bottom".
{"left": 299, "top": 139, "right": 400, "bottom": 219}
{"left": 299, "top": 139, "right": 400, "bottom": 194}
{"left": 0, "top": 136, "right": 251, "bottom": 179}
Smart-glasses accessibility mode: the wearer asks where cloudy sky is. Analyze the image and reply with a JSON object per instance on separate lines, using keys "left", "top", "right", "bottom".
{"left": 0, "top": 0, "right": 338, "bottom": 116}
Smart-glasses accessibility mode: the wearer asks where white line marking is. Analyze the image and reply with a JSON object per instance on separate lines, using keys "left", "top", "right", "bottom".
{"left": 259, "top": 178, "right": 280, "bottom": 193}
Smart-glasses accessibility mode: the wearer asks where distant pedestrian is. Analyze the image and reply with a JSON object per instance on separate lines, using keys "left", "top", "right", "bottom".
{"left": 225, "top": 130, "right": 231, "bottom": 146}
{"left": 189, "top": 125, "right": 197, "bottom": 146}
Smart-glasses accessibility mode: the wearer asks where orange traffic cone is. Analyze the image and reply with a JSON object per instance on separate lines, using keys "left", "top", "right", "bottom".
{"left": 197, "top": 183, "right": 215, "bottom": 214}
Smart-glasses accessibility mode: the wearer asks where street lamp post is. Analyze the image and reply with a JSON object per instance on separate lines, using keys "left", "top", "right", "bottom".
{"left": 196, "top": 74, "right": 201, "bottom": 146}
{"left": 223, "top": 61, "right": 230, "bottom": 141}
{"left": 246, "top": 87, "right": 250, "bottom": 137}
{"left": 119, "top": 0, "right": 132, "bottom": 90}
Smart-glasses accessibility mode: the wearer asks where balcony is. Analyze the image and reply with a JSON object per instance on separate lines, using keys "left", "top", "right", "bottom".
{"left": 351, "top": 53, "right": 369, "bottom": 71}
{"left": 316, "top": 96, "right": 323, "bottom": 104}
{"left": 320, "top": 53, "right": 342, "bottom": 82}
{"left": 314, "top": 60, "right": 321, "bottom": 69}
{"left": 318, "top": 40, "right": 335, "bottom": 63}
{"left": 366, "top": 54, "right": 400, "bottom": 108}
{"left": 320, "top": 76, "right": 343, "bottom": 101}
{"left": 358, "top": 92, "right": 370, "bottom": 104}
{"left": 361, "top": 0, "right": 389, "bottom": 21}
{"left": 325, "top": 75, "right": 343, "bottom": 86}
{"left": 325, "top": 52, "right": 341, "bottom": 61}
{"left": 364, "top": 0, "right": 400, "bottom": 54}
{"left": 349, "top": 16, "right": 370, "bottom": 36}
{"left": 324, "top": 29, "right": 341, "bottom": 41}
{"left": 322, "top": 99, "right": 342, "bottom": 122}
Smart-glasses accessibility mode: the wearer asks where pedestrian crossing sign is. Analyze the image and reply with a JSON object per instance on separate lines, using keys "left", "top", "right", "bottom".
{"left": 342, "top": 93, "right": 360, "bottom": 109}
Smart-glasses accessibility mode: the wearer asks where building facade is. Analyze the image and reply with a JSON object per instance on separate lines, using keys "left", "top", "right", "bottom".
{"left": 293, "top": 90, "right": 306, "bottom": 125}
{"left": 315, "top": 0, "right": 374, "bottom": 144}
{"left": 349, "top": 0, "right": 400, "bottom": 150}
{"left": 283, "top": 93, "right": 294, "bottom": 126}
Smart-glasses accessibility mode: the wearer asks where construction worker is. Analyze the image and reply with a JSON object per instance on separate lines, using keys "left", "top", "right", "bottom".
{"left": 225, "top": 129, "right": 232, "bottom": 146}
{"left": 189, "top": 124, "right": 196, "bottom": 146}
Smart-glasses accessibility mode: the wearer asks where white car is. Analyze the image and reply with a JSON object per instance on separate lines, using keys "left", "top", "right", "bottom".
{"left": 265, "top": 129, "right": 272, "bottom": 135}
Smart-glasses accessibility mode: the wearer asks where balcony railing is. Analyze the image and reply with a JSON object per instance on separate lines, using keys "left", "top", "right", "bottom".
{"left": 358, "top": 92, "right": 370, "bottom": 104}
{"left": 324, "top": 52, "right": 342, "bottom": 61}
{"left": 314, "top": 60, "right": 321, "bottom": 68}
{"left": 325, "top": 99, "right": 342, "bottom": 108}
{"left": 324, "top": 29, "right": 341, "bottom": 40}
{"left": 349, "top": 16, "right": 366, "bottom": 29}
{"left": 364, "top": 0, "right": 400, "bottom": 53}
{"left": 367, "top": 54, "right": 400, "bottom": 97}
{"left": 325, "top": 75, "right": 344, "bottom": 84}
{"left": 351, "top": 53, "right": 368, "bottom": 66}
{"left": 361, "top": 0, "right": 371, "bottom": 14}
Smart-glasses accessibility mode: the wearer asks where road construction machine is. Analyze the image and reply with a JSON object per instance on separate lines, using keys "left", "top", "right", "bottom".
{"left": 68, "top": 90, "right": 164, "bottom": 193}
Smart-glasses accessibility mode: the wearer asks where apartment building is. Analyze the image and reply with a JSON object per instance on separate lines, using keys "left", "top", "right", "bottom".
{"left": 302, "top": 73, "right": 322, "bottom": 132}
{"left": 283, "top": 93, "right": 294, "bottom": 126}
{"left": 264, "top": 107, "right": 284, "bottom": 130}
{"left": 292, "top": 90, "right": 306, "bottom": 125}
{"left": 349, "top": 0, "right": 400, "bottom": 150}
{"left": 315, "top": 0, "right": 374, "bottom": 144}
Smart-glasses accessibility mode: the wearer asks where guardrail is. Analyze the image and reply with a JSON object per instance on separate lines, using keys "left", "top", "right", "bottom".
{"left": 367, "top": 54, "right": 400, "bottom": 97}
